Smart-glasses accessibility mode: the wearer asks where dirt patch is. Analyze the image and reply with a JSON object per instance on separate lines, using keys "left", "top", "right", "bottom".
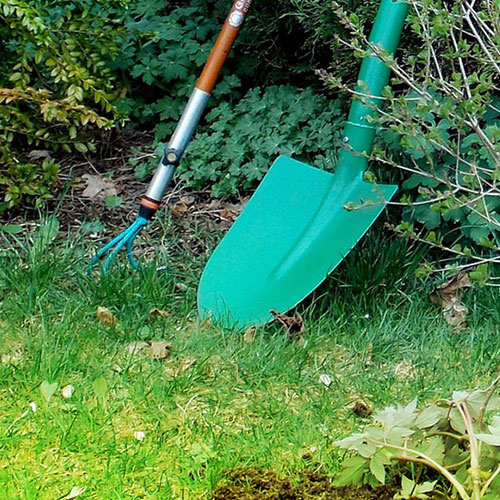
{"left": 211, "top": 468, "right": 397, "bottom": 500}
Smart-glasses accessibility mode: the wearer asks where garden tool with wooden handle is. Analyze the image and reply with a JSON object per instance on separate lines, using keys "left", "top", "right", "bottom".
{"left": 89, "top": 0, "right": 253, "bottom": 272}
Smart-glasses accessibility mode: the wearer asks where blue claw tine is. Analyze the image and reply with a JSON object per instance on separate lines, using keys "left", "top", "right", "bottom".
{"left": 126, "top": 221, "right": 147, "bottom": 270}
{"left": 88, "top": 217, "right": 148, "bottom": 274}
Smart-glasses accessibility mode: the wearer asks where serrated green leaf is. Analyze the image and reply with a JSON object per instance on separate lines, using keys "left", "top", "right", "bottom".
{"left": 81, "top": 221, "right": 105, "bottom": 234}
{"left": 333, "top": 456, "right": 367, "bottom": 487}
{"left": 475, "top": 433, "right": 500, "bottom": 446}
{"left": 105, "top": 196, "right": 122, "bottom": 209}
{"left": 416, "top": 405, "right": 446, "bottom": 428}
{"left": 449, "top": 407, "right": 467, "bottom": 434}
{"left": 417, "top": 436, "right": 445, "bottom": 464}
{"left": 369, "top": 451, "right": 387, "bottom": 484}
{"left": 398, "top": 475, "right": 416, "bottom": 499}
{"left": 374, "top": 399, "right": 418, "bottom": 429}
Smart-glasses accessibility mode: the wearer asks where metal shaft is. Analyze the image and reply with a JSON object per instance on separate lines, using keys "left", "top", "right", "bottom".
{"left": 146, "top": 88, "right": 210, "bottom": 201}
{"left": 142, "top": 0, "right": 253, "bottom": 209}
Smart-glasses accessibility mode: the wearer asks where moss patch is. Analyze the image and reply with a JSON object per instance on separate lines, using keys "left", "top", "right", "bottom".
{"left": 211, "top": 468, "right": 397, "bottom": 500}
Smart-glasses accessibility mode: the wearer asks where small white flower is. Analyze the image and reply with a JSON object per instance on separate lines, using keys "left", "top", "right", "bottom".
{"left": 319, "top": 374, "right": 332, "bottom": 387}
{"left": 29, "top": 402, "right": 37, "bottom": 413}
{"left": 61, "top": 385, "right": 75, "bottom": 399}
{"left": 134, "top": 431, "right": 146, "bottom": 441}
{"left": 364, "top": 314, "right": 370, "bottom": 319}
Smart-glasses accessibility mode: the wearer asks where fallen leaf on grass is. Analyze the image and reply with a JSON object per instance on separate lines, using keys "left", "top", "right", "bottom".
{"left": 164, "top": 358, "right": 197, "bottom": 377}
{"left": 127, "top": 341, "right": 149, "bottom": 355}
{"left": 1, "top": 345, "right": 24, "bottom": 365}
{"left": 301, "top": 446, "right": 317, "bottom": 461}
{"left": 149, "top": 308, "right": 170, "bottom": 318}
{"left": 270, "top": 310, "right": 305, "bottom": 344}
{"left": 134, "top": 431, "right": 146, "bottom": 441}
{"left": 348, "top": 399, "right": 373, "bottom": 418}
{"left": 28, "top": 149, "right": 51, "bottom": 161}
{"left": 443, "top": 298, "right": 468, "bottom": 330}
{"left": 364, "top": 343, "right": 373, "bottom": 367}
{"left": 96, "top": 306, "right": 116, "bottom": 327}
{"left": 92, "top": 377, "right": 108, "bottom": 402}
{"left": 171, "top": 196, "right": 195, "bottom": 216}
{"left": 66, "top": 486, "right": 86, "bottom": 499}
{"left": 430, "top": 273, "right": 470, "bottom": 329}
{"left": 61, "top": 385, "right": 75, "bottom": 399}
{"left": 243, "top": 327, "right": 256, "bottom": 344}
{"left": 81, "top": 174, "right": 117, "bottom": 199}
{"left": 40, "top": 381, "right": 58, "bottom": 404}
{"left": 319, "top": 374, "right": 332, "bottom": 387}
{"left": 175, "top": 283, "right": 188, "bottom": 292}
{"left": 429, "top": 272, "right": 471, "bottom": 306}
{"left": 394, "top": 360, "right": 416, "bottom": 380}
{"left": 180, "top": 358, "right": 196, "bottom": 372}
{"left": 149, "top": 341, "right": 173, "bottom": 360}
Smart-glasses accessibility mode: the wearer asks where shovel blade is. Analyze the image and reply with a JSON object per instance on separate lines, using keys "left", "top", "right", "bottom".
{"left": 198, "top": 156, "right": 397, "bottom": 329}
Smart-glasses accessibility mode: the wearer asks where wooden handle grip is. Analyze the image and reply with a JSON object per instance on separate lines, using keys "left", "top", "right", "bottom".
{"left": 196, "top": 0, "right": 252, "bottom": 94}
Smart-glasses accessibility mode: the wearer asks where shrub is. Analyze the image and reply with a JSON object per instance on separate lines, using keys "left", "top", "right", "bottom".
{"left": 0, "top": 0, "right": 126, "bottom": 211}
{"left": 174, "top": 85, "right": 344, "bottom": 196}
{"left": 334, "top": 376, "right": 500, "bottom": 500}
{"left": 331, "top": 0, "right": 500, "bottom": 277}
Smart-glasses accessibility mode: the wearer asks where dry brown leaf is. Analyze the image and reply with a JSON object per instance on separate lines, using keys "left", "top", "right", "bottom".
{"left": 175, "top": 283, "right": 188, "bottom": 292}
{"left": 149, "top": 341, "right": 173, "bottom": 360}
{"left": 394, "top": 360, "right": 416, "bottom": 380}
{"left": 1, "top": 344, "right": 24, "bottom": 365}
{"left": 81, "top": 174, "right": 118, "bottom": 199}
{"left": 443, "top": 297, "right": 468, "bottom": 330}
{"left": 243, "top": 327, "right": 257, "bottom": 344}
{"left": 364, "top": 343, "right": 373, "bottom": 367}
{"left": 199, "top": 319, "right": 212, "bottom": 330}
{"left": 165, "top": 357, "right": 197, "bottom": 377}
{"left": 149, "top": 308, "right": 170, "bottom": 318}
{"left": 270, "top": 310, "right": 305, "bottom": 334}
{"left": 430, "top": 273, "right": 470, "bottom": 329}
{"left": 179, "top": 195, "right": 195, "bottom": 206}
{"left": 126, "top": 341, "right": 149, "bottom": 355}
{"left": 96, "top": 306, "right": 116, "bottom": 327}
{"left": 319, "top": 374, "right": 333, "bottom": 387}
{"left": 301, "top": 446, "right": 317, "bottom": 461}
{"left": 270, "top": 310, "right": 305, "bottom": 344}
{"left": 28, "top": 150, "right": 51, "bottom": 161}
{"left": 179, "top": 358, "right": 196, "bottom": 372}
{"left": 430, "top": 273, "right": 471, "bottom": 306}
{"left": 171, "top": 196, "right": 196, "bottom": 217}
{"left": 348, "top": 399, "right": 373, "bottom": 418}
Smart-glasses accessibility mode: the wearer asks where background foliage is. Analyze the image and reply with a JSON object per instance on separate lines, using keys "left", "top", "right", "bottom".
{"left": 0, "top": 0, "right": 375, "bottom": 213}
{"left": 1, "top": 0, "right": 499, "bottom": 274}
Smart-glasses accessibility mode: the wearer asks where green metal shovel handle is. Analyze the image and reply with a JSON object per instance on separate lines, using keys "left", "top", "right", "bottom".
{"left": 338, "top": 0, "right": 409, "bottom": 178}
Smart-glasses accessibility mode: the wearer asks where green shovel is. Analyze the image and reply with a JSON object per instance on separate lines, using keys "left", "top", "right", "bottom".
{"left": 198, "top": 0, "right": 409, "bottom": 329}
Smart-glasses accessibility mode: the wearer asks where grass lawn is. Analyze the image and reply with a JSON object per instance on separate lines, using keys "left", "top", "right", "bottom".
{"left": 0, "top": 219, "right": 499, "bottom": 499}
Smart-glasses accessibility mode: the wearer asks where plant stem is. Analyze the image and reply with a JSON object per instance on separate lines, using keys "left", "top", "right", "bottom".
{"left": 481, "top": 464, "right": 500, "bottom": 498}
{"left": 370, "top": 439, "right": 470, "bottom": 500}
{"left": 457, "top": 402, "right": 482, "bottom": 500}
{"left": 478, "top": 373, "right": 500, "bottom": 429}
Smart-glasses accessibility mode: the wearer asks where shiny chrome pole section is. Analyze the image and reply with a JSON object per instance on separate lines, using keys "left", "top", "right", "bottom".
{"left": 146, "top": 88, "right": 211, "bottom": 202}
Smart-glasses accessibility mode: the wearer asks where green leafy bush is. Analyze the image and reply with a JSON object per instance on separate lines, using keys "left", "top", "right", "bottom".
{"left": 331, "top": 0, "right": 500, "bottom": 275}
{"left": 0, "top": 0, "right": 127, "bottom": 211}
{"left": 335, "top": 376, "right": 500, "bottom": 500}
{"left": 176, "top": 85, "right": 344, "bottom": 196}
